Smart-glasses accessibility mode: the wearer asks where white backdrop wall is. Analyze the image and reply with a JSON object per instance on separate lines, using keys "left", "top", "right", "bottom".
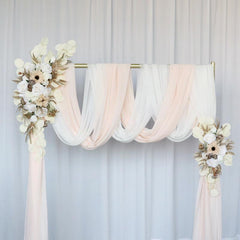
{"left": 0, "top": 0, "right": 240, "bottom": 239}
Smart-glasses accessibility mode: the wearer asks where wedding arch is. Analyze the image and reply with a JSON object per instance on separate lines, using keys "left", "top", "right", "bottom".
{"left": 13, "top": 39, "right": 234, "bottom": 240}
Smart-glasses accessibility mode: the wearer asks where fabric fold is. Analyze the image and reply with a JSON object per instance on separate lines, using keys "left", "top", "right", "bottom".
{"left": 24, "top": 132, "right": 48, "bottom": 240}
{"left": 53, "top": 64, "right": 131, "bottom": 149}
{"left": 193, "top": 177, "right": 222, "bottom": 240}
{"left": 135, "top": 65, "right": 194, "bottom": 142}
{"left": 54, "top": 64, "right": 215, "bottom": 146}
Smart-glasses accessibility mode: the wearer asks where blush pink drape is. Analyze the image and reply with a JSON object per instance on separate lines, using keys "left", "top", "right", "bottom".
{"left": 57, "top": 64, "right": 194, "bottom": 144}
{"left": 193, "top": 177, "right": 222, "bottom": 240}
{"left": 135, "top": 65, "right": 194, "bottom": 142}
{"left": 25, "top": 135, "right": 48, "bottom": 240}
{"left": 24, "top": 64, "right": 220, "bottom": 240}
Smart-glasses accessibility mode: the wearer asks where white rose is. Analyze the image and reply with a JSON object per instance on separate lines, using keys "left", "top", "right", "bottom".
{"left": 222, "top": 123, "right": 231, "bottom": 137}
{"left": 17, "top": 80, "right": 28, "bottom": 93}
{"left": 24, "top": 103, "right": 36, "bottom": 112}
{"left": 43, "top": 72, "right": 52, "bottom": 81}
{"left": 22, "top": 91, "right": 38, "bottom": 102}
{"left": 223, "top": 154, "right": 233, "bottom": 166}
{"left": 219, "top": 145, "right": 227, "bottom": 157}
{"left": 30, "top": 115, "right": 38, "bottom": 123}
{"left": 16, "top": 68, "right": 24, "bottom": 77}
{"left": 32, "top": 83, "right": 45, "bottom": 96}
{"left": 24, "top": 62, "right": 35, "bottom": 72}
{"left": 203, "top": 132, "right": 216, "bottom": 144}
{"left": 35, "top": 108, "right": 48, "bottom": 117}
{"left": 217, "top": 155, "right": 223, "bottom": 162}
{"left": 192, "top": 126, "right": 204, "bottom": 140}
{"left": 19, "top": 124, "right": 28, "bottom": 133}
{"left": 41, "top": 63, "right": 52, "bottom": 73}
{"left": 36, "top": 119, "right": 45, "bottom": 129}
{"left": 14, "top": 58, "right": 24, "bottom": 68}
{"left": 206, "top": 158, "right": 220, "bottom": 168}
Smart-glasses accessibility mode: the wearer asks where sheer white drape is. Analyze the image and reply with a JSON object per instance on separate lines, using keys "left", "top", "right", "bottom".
{"left": 53, "top": 64, "right": 215, "bottom": 146}
{"left": 1, "top": 0, "right": 240, "bottom": 240}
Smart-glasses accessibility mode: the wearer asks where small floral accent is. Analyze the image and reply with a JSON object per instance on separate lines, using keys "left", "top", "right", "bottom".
{"left": 13, "top": 38, "right": 76, "bottom": 143}
{"left": 36, "top": 95, "right": 49, "bottom": 107}
{"left": 193, "top": 117, "right": 234, "bottom": 196}
{"left": 30, "top": 70, "right": 45, "bottom": 84}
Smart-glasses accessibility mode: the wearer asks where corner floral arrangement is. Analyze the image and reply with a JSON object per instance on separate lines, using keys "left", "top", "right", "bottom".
{"left": 13, "top": 38, "right": 76, "bottom": 142}
{"left": 192, "top": 118, "right": 234, "bottom": 196}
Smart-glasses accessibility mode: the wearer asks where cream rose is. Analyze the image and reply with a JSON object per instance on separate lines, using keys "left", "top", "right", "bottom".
{"left": 222, "top": 123, "right": 231, "bottom": 137}
{"left": 35, "top": 108, "right": 48, "bottom": 117}
{"left": 32, "top": 83, "right": 46, "bottom": 96}
{"left": 223, "top": 154, "right": 233, "bottom": 166}
{"left": 24, "top": 62, "right": 35, "bottom": 72}
{"left": 203, "top": 132, "right": 216, "bottom": 144}
{"left": 218, "top": 145, "right": 227, "bottom": 157}
{"left": 24, "top": 103, "right": 37, "bottom": 113}
{"left": 206, "top": 158, "right": 219, "bottom": 168}
{"left": 17, "top": 80, "right": 28, "bottom": 93}
{"left": 14, "top": 58, "right": 24, "bottom": 68}
{"left": 30, "top": 115, "right": 38, "bottom": 123}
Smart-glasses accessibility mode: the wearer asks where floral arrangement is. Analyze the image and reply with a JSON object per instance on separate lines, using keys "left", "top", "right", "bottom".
{"left": 13, "top": 38, "right": 76, "bottom": 142}
{"left": 192, "top": 118, "right": 234, "bottom": 196}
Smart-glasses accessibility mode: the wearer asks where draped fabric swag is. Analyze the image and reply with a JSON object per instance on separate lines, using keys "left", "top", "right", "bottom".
{"left": 25, "top": 64, "right": 216, "bottom": 240}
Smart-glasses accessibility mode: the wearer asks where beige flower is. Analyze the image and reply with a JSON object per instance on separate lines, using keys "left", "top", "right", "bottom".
{"left": 207, "top": 141, "right": 220, "bottom": 155}
{"left": 30, "top": 70, "right": 44, "bottom": 84}
{"left": 36, "top": 95, "right": 49, "bottom": 107}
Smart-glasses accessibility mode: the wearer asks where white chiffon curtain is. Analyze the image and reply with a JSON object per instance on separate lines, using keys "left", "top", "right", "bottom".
{"left": 53, "top": 64, "right": 215, "bottom": 146}
{"left": 1, "top": 0, "right": 240, "bottom": 239}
